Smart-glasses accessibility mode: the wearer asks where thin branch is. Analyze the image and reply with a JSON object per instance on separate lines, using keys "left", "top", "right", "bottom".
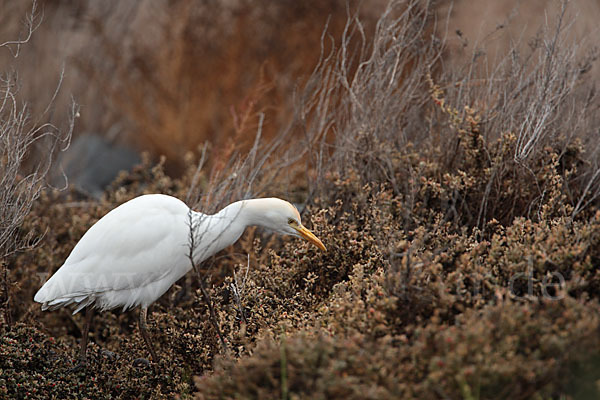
{"left": 0, "top": 0, "right": 42, "bottom": 58}
{"left": 186, "top": 209, "right": 228, "bottom": 353}
{"left": 230, "top": 254, "right": 250, "bottom": 325}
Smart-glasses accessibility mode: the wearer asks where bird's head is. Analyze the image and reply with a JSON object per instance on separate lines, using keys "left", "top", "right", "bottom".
{"left": 247, "top": 198, "right": 326, "bottom": 251}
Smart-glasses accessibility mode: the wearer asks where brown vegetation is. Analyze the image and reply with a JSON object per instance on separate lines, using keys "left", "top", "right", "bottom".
{"left": 2, "top": 0, "right": 600, "bottom": 399}
{"left": 0, "top": 0, "right": 385, "bottom": 174}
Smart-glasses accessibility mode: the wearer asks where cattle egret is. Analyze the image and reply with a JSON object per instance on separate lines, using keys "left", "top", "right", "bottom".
{"left": 34, "top": 194, "right": 326, "bottom": 366}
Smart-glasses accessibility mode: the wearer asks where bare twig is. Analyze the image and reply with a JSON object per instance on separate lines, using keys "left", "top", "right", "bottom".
{"left": 186, "top": 209, "right": 228, "bottom": 353}
{"left": 0, "top": 0, "right": 76, "bottom": 330}
{"left": 230, "top": 254, "right": 250, "bottom": 325}
{"left": 0, "top": 0, "right": 42, "bottom": 58}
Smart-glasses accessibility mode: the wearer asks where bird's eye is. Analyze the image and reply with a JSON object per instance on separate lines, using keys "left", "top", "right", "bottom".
{"left": 288, "top": 218, "right": 296, "bottom": 225}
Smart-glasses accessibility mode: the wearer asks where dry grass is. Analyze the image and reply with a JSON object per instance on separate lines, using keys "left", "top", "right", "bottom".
{"left": 0, "top": 0, "right": 76, "bottom": 331}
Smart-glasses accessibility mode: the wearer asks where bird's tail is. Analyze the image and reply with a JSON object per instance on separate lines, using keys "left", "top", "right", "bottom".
{"left": 34, "top": 273, "right": 94, "bottom": 314}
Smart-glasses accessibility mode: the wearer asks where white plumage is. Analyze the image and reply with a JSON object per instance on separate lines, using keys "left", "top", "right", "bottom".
{"left": 36, "top": 195, "right": 190, "bottom": 312}
{"left": 34, "top": 194, "right": 325, "bottom": 364}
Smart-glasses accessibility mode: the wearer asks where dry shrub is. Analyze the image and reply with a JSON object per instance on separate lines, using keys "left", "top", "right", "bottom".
{"left": 426, "top": 0, "right": 600, "bottom": 225}
{"left": 190, "top": 177, "right": 600, "bottom": 398}
{"left": 295, "top": 0, "right": 600, "bottom": 229}
{"left": 0, "top": 1, "right": 76, "bottom": 331}
{"left": 191, "top": 0, "right": 600, "bottom": 397}
{"left": 195, "top": 298, "right": 600, "bottom": 400}
{"left": 6, "top": 166, "right": 600, "bottom": 397}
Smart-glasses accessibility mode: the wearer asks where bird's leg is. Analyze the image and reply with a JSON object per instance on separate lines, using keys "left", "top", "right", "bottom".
{"left": 139, "top": 306, "right": 159, "bottom": 363}
{"left": 69, "top": 306, "right": 93, "bottom": 372}
{"left": 79, "top": 306, "right": 94, "bottom": 361}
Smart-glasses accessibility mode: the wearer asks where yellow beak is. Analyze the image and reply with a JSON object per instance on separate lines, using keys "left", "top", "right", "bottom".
{"left": 294, "top": 224, "right": 327, "bottom": 251}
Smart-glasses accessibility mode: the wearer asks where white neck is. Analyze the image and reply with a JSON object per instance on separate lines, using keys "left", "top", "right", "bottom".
{"left": 189, "top": 199, "right": 275, "bottom": 263}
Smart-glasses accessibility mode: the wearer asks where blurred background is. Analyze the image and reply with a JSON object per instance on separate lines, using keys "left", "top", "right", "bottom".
{"left": 1, "top": 0, "right": 599, "bottom": 191}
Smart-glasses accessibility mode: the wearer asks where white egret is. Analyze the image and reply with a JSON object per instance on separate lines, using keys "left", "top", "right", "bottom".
{"left": 34, "top": 194, "right": 325, "bottom": 365}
